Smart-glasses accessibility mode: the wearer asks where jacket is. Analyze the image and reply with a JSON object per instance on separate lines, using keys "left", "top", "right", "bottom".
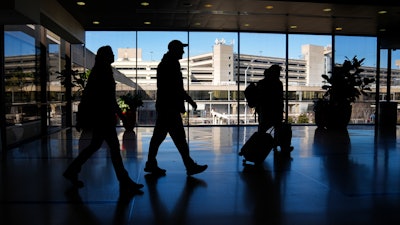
{"left": 156, "top": 52, "right": 193, "bottom": 113}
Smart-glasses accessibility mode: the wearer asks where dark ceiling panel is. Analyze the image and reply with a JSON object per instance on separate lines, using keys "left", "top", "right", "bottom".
{"left": 57, "top": 0, "right": 400, "bottom": 37}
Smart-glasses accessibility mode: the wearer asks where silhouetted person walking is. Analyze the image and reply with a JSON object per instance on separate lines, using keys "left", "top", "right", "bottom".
{"left": 144, "top": 40, "right": 207, "bottom": 176}
{"left": 256, "top": 65, "right": 284, "bottom": 133}
{"left": 63, "top": 45, "right": 143, "bottom": 193}
{"left": 257, "top": 65, "right": 293, "bottom": 154}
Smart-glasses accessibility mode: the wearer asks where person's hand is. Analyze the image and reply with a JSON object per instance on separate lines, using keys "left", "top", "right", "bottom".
{"left": 76, "top": 123, "right": 82, "bottom": 132}
{"left": 190, "top": 101, "right": 197, "bottom": 111}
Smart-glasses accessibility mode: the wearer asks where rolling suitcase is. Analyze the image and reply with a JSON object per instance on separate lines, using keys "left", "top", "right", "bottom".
{"left": 239, "top": 131, "right": 274, "bottom": 164}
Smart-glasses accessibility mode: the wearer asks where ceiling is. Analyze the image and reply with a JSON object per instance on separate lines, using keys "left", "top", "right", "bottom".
{"left": 57, "top": 0, "right": 400, "bottom": 37}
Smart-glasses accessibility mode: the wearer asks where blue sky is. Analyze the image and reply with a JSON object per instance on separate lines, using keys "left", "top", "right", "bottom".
{"left": 85, "top": 31, "right": 331, "bottom": 61}
{"left": 3, "top": 30, "right": 393, "bottom": 68}
{"left": 86, "top": 31, "right": 387, "bottom": 67}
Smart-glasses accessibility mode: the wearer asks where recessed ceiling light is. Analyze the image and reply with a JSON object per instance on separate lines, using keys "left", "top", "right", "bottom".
{"left": 265, "top": 5, "right": 273, "bottom": 10}
{"left": 194, "top": 22, "right": 201, "bottom": 26}
{"left": 244, "top": 23, "right": 250, "bottom": 27}
{"left": 92, "top": 21, "right": 100, "bottom": 25}
{"left": 379, "top": 28, "right": 386, "bottom": 32}
{"left": 76, "top": 1, "right": 85, "bottom": 6}
{"left": 290, "top": 25, "right": 297, "bottom": 29}
{"left": 141, "top": 2, "right": 150, "bottom": 6}
{"left": 144, "top": 21, "right": 151, "bottom": 25}
{"left": 323, "top": 8, "right": 331, "bottom": 12}
{"left": 335, "top": 27, "right": 343, "bottom": 31}
{"left": 378, "top": 10, "right": 387, "bottom": 14}
{"left": 204, "top": 4, "right": 212, "bottom": 8}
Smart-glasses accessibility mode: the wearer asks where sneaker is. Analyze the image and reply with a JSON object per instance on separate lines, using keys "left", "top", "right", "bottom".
{"left": 281, "top": 146, "right": 294, "bottom": 154}
{"left": 144, "top": 161, "right": 167, "bottom": 175}
{"left": 119, "top": 185, "right": 144, "bottom": 196}
{"left": 121, "top": 179, "right": 144, "bottom": 189}
{"left": 120, "top": 179, "right": 144, "bottom": 194}
{"left": 186, "top": 163, "right": 208, "bottom": 176}
{"left": 63, "top": 170, "right": 84, "bottom": 188}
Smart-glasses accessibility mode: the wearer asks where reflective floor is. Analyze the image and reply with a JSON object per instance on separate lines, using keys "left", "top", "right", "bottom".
{"left": 1, "top": 125, "right": 400, "bottom": 225}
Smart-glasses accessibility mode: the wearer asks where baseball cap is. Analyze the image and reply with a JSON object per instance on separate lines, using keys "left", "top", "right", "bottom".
{"left": 268, "top": 64, "right": 282, "bottom": 72}
{"left": 264, "top": 64, "right": 282, "bottom": 76}
{"left": 168, "top": 40, "right": 188, "bottom": 51}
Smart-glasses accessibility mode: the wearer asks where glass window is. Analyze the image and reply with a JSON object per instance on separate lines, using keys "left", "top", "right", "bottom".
{"left": 240, "top": 33, "right": 286, "bottom": 124}
{"left": 86, "top": 31, "right": 138, "bottom": 126}
{"left": 335, "top": 36, "right": 377, "bottom": 124}
{"left": 71, "top": 44, "right": 86, "bottom": 100}
{"left": 379, "top": 49, "right": 400, "bottom": 102}
{"left": 188, "top": 32, "right": 237, "bottom": 125}
{"left": 390, "top": 50, "right": 400, "bottom": 108}
{"left": 47, "top": 30, "right": 63, "bottom": 130}
{"left": 288, "top": 34, "right": 331, "bottom": 124}
{"left": 4, "top": 25, "right": 40, "bottom": 126}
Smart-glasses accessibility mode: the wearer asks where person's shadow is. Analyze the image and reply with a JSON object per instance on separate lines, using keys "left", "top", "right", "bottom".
{"left": 122, "top": 130, "right": 137, "bottom": 152}
{"left": 144, "top": 174, "right": 207, "bottom": 225}
{"left": 64, "top": 187, "right": 138, "bottom": 225}
{"left": 240, "top": 161, "right": 287, "bottom": 225}
{"left": 64, "top": 187, "right": 101, "bottom": 225}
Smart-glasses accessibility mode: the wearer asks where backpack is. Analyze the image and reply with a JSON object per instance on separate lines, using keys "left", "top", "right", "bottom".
{"left": 244, "top": 82, "right": 258, "bottom": 108}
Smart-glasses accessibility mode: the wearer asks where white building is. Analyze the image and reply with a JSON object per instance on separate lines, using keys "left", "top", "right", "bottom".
{"left": 112, "top": 40, "right": 399, "bottom": 124}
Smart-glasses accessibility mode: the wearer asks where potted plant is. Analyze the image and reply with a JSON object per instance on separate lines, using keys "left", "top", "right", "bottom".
{"left": 314, "top": 56, "right": 375, "bottom": 130}
{"left": 56, "top": 68, "right": 90, "bottom": 100}
{"left": 118, "top": 92, "right": 143, "bottom": 131}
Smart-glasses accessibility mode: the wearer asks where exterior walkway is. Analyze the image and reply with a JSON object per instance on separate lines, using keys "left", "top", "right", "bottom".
{"left": 1, "top": 125, "right": 399, "bottom": 225}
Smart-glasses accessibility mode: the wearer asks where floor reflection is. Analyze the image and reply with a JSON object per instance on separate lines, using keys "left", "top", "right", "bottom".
{"left": 313, "top": 127, "right": 351, "bottom": 155}
{"left": 2, "top": 125, "right": 400, "bottom": 225}
{"left": 144, "top": 174, "right": 207, "bottom": 225}
{"left": 240, "top": 154, "right": 293, "bottom": 225}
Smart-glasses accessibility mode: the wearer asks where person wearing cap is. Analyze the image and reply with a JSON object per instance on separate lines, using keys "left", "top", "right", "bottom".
{"left": 256, "top": 64, "right": 284, "bottom": 133}
{"left": 144, "top": 40, "right": 208, "bottom": 176}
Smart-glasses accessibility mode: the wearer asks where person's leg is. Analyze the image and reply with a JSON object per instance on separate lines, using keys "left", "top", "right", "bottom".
{"left": 258, "top": 121, "right": 268, "bottom": 133}
{"left": 257, "top": 111, "right": 271, "bottom": 133}
{"left": 168, "top": 115, "right": 193, "bottom": 167}
{"left": 272, "top": 121, "right": 281, "bottom": 149}
{"left": 273, "top": 121, "right": 293, "bottom": 154}
{"left": 63, "top": 129, "right": 103, "bottom": 187}
{"left": 144, "top": 115, "right": 169, "bottom": 174}
{"left": 169, "top": 113, "right": 207, "bottom": 175}
{"left": 104, "top": 128, "right": 130, "bottom": 181}
{"left": 147, "top": 126, "right": 168, "bottom": 162}
{"left": 104, "top": 128, "right": 143, "bottom": 191}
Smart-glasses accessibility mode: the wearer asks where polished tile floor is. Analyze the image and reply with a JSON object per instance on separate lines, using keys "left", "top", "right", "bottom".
{"left": 1, "top": 125, "right": 400, "bottom": 225}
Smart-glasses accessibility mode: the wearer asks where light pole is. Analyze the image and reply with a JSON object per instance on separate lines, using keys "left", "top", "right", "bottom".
{"left": 208, "top": 91, "right": 212, "bottom": 118}
{"left": 227, "top": 80, "right": 230, "bottom": 125}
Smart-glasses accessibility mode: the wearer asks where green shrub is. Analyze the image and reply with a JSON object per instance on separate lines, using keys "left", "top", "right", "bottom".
{"left": 297, "top": 113, "right": 309, "bottom": 124}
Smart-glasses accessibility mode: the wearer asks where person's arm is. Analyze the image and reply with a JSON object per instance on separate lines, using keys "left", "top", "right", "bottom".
{"left": 183, "top": 93, "right": 197, "bottom": 110}
{"left": 111, "top": 81, "right": 127, "bottom": 126}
